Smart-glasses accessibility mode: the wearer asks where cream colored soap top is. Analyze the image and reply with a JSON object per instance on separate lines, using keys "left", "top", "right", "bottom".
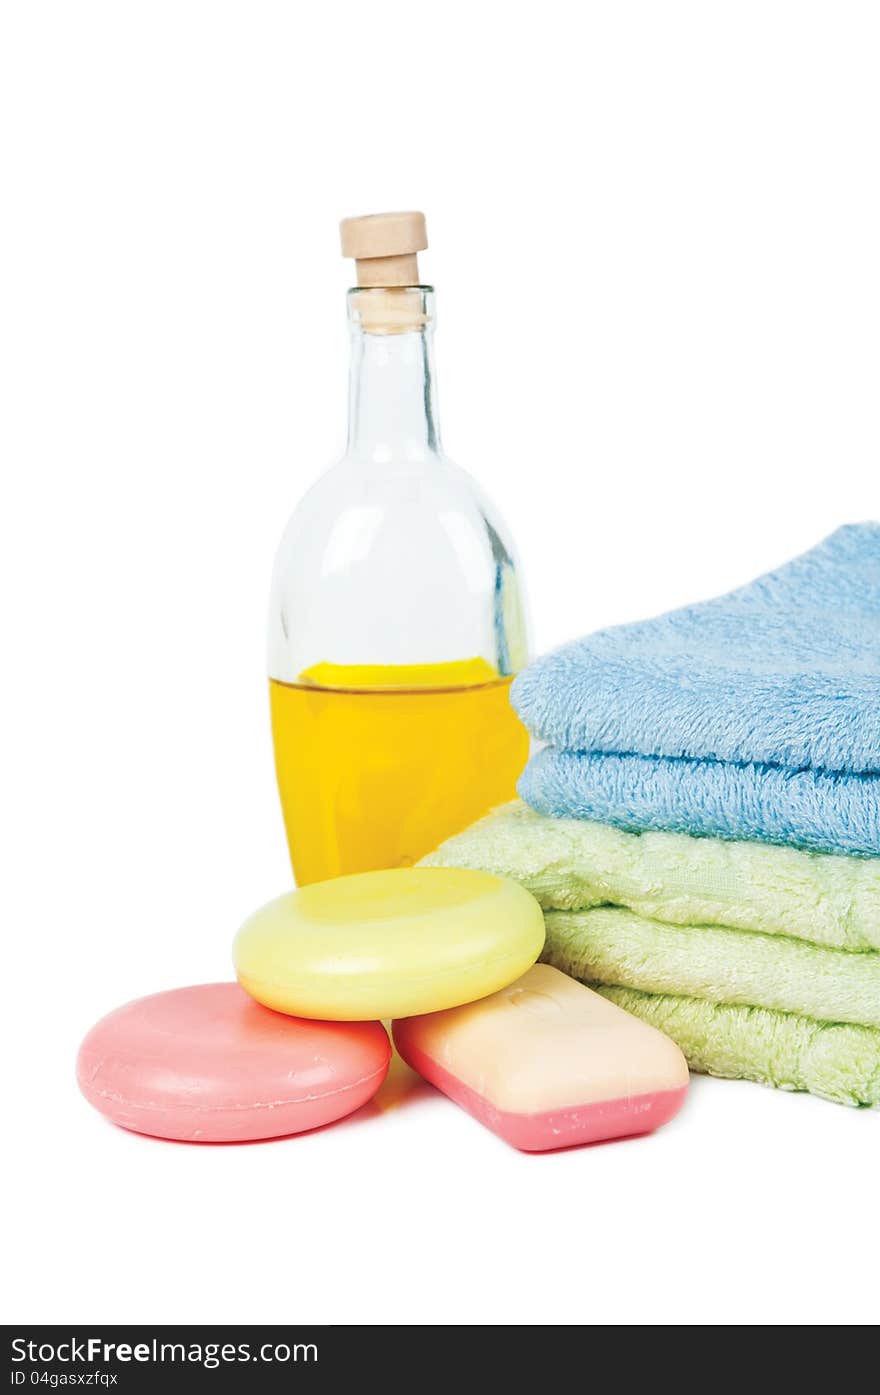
{"left": 400, "top": 963, "right": 690, "bottom": 1113}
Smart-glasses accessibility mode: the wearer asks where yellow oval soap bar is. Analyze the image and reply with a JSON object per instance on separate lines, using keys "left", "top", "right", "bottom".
{"left": 233, "top": 867, "right": 545, "bottom": 1021}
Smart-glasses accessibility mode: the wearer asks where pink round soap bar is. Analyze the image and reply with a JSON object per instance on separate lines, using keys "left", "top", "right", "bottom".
{"left": 76, "top": 983, "right": 391, "bottom": 1142}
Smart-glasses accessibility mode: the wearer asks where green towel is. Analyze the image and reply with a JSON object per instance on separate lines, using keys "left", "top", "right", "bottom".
{"left": 596, "top": 988, "right": 880, "bottom": 1108}
{"left": 424, "top": 801, "right": 880, "bottom": 1106}
{"left": 423, "top": 800, "right": 880, "bottom": 951}
{"left": 543, "top": 907, "right": 880, "bottom": 1029}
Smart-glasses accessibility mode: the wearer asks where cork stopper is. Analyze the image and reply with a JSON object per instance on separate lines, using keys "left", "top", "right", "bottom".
{"left": 340, "top": 211, "right": 428, "bottom": 287}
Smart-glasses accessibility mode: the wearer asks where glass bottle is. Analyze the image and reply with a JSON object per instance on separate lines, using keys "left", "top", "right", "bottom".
{"left": 268, "top": 212, "right": 529, "bottom": 885}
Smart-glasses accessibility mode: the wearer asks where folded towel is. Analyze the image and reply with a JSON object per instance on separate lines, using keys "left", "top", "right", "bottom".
{"left": 513, "top": 524, "right": 880, "bottom": 770}
{"left": 543, "top": 906, "right": 880, "bottom": 1029}
{"left": 520, "top": 748, "right": 880, "bottom": 857}
{"left": 511, "top": 523, "right": 880, "bottom": 853}
{"left": 596, "top": 988, "right": 880, "bottom": 1108}
{"left": 422, "top": 801, "right": 880, "bottom": 951}
{"left": 424, "top": 801, "right": 880, "bottom": 1104}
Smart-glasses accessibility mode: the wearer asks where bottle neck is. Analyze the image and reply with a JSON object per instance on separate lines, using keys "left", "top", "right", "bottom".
{"left": 346, "top": 287, "right": 441, "bottom": 461}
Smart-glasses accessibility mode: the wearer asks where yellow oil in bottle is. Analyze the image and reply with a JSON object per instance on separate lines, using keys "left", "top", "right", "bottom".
{"left": 270, "top": 658, "right": 529, "bottom": 885}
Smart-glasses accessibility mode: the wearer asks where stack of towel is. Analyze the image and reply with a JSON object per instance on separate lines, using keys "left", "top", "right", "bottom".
{"left": 426, "top": 525, "right": 880, "bottom": 1106}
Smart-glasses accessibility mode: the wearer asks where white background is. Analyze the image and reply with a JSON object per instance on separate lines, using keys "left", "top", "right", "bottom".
{"left": 3, "top": 0, "right": 878, "bottom": 1328}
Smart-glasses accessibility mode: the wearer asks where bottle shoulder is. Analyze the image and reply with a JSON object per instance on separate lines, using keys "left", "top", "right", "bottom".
{"left": 280, "top": 450, "right": 491, "bottom": 514}
{"left": 273, "top": 452, "right": 518, "bottom": 580}
{"left": 268, "top": 452, "right": 528, "bottom": 681}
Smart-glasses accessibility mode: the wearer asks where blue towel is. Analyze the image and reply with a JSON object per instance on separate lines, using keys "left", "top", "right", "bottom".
{"left": 513, "top": 524, "right": 880, "bottom": 855}
{"left": 520, "top": 749, "right": 880, "bottom": 856}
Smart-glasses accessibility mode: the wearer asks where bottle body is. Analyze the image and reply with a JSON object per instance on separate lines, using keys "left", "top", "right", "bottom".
{"left": 270, "top": 664, "right": 527, "bottom": 884}
{"left": 269, "top": 287, "right": 529, "bottom": 885}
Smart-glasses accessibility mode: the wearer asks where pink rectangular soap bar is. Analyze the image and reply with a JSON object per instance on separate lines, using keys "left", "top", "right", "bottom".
{"left": 393, "top": 964, "right": 689, "bottom": 1151}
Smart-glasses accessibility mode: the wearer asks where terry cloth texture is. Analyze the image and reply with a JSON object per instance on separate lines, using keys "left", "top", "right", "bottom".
{"left": 424, "top": 801, "right": 880, "bottom": 1105}
{"left": 519, "top": 747, "right": 880, "bottom": 857}
{"left": 421, "top": 800, "right": 880, "bottom": 951}
{"left": 542, "top": 908, "right": 880, "bottom": 1030}
{"left": 512, "top": 524, "right": 880, "bottom": 854}
{"left": 596, "top": 988, "right": 880, "bottom": 1108}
